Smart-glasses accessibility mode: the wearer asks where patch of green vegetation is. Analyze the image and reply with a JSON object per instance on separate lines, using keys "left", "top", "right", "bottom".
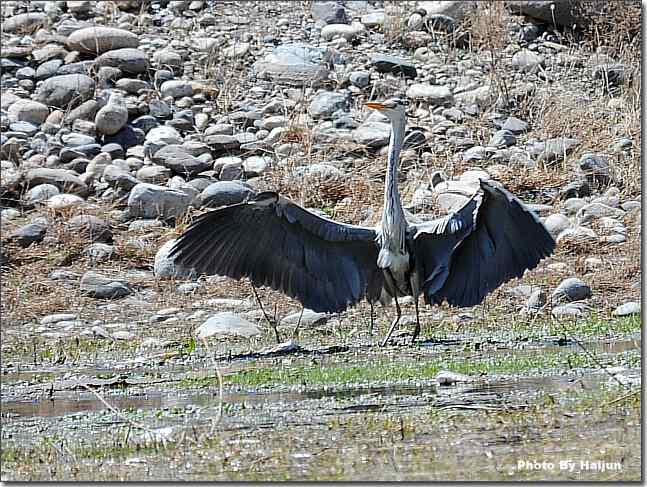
{"left": 196, "top": 348, "right": 640, "bottom": 389}
{"left": 431, "top": 313, "right": 642, "bottom": 342}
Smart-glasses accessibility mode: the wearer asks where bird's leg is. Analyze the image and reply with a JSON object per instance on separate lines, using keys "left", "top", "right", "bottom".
{"left": 381, "top": 294, "right": 402, "bottom": 347}
{"left": 251, "top": 282, "right": 281, "bottom": 343}
{"left": 411, "top": 296, "right": 421, "bottom": 344}
{"left": 368, "top": 301, "right": 375, "bottom": 336}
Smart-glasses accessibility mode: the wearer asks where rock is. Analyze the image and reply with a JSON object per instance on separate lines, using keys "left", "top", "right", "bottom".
{"left": 68, "top": 215, "right": 112, "bottom": 243}
{"left": 160, "top": 80, "right": 194, "bottom": 98}
{"left": 128, "top": 183, "right": 192, "bottom": 219}
{"left": 295, "top": 163, "right": 343, "bottom": 181}
{"left": 537, "top": 137, "right": 580, "bottom": 164}
{"left": 371, "top": 54, "right": 417, "bottom": 78}
{"left": 349, "top": 71, "right": 370, "bottom": 88}
{"left": 526, "top": 289, "right": 547, "bottom": 310}
{"left": 406, "top": 83, "right": 453, "bottom": 104}
{"left": 201, "top": 181, "right": 255, "bottom": 208}
{"left": 66, "top": 100, "right": 99, "bottom": 123}
{"left": 66, "top": 27, "right": 139, "bottom": 55}
{"left": 552, "top": 277, "right": 592, "bottom": 303}
{"left": 26, "top": 184, "right": 60, "bottom": 204}
{"left": 80, "top": 271, "right": 132, "bottom": 299}
{"left": 94, "top": 92, "right": 128, "bottom": 136}
{"left": 454, "top": 84, "right": 494, "bottom": 108}
{"left": 177, "top": 282, "right": 200, "bottom": 294}
{"left": 253, "top": 43, "right": 333, "bottom": 87}
{"left": 552, "top": 303, "right": 588, "bottom": 319}
{"left": 309, "top": 91, "right": 347, "bottom": 119}
{"left": 95, "top": 48, "right": 149, "bottom": 74}
{"left": 321, "top": 22, "right": 365, "bottom": 41}
{"left": 311, "top": 1, "right": 349, "bottom": 25}
{"left": 488, "top": 130, "right": 516, "bottom": 148}
{"left": 352, "top": 121, "right": 390, "bottom": 147}
{"left": 576, "top": 203, "right": 625, "bottom": 225}
{"left": 556, "top": 226, "right": 598, "bottom": 245}
{"left": 507, "top": 0, "right": 579, "bottom": 28}
{"left": 511, "top": 49, "right": 544, "bottom": 72}
{"left": 543, "top": 213, "right": 571, "bottom": 237}
{"left": 115, "top": 78, "right": 151, "bottom": 94}
{"left": 112, "top": 330, "right": 135, "bottom": 341}
{"left": 8, "top": 223, "right": 47, "bottom": 248}
{"left": 7, "top": 99, "right": 49, "bottom": 125}
{"left": 612, "top": 302, "right": 640, "bottom": 317}
{"left": 35, "top": 74, "right": 95, "bottom": 108}
{"left": 136, "top": 165, "right": 171, "bottom": 184}
{"left": 280, "top": 309, "right": 328, "bottom": 327}
{"left": 416, "top": 1, "right": 476, "bottom": 21}
{"left": 47, "top": 193, "right": 85, "bottom": 210}
{"left": 1, "top": 12, "right": 48, "bottom": 33}
{"left": 152, "top": 145, "right": 211, "bottom": 176}
{"left": 26, "top": 168, "right": 89, "bottom": 196}
{"left": 41, "top": 313, "right": 77, "bottom": 325}
{"left": 501, "top": 116, "right": 529, "bottom": 134}
{"left": 361, "top": 11, "right": 385, "bottom": 27}
{"left": 144, "top": 126, "right": 183, "bottom": 156}
{"left": 154, "top": 239, "right": 196, "bottom": 279}
{"left": 84, "top": 242, "right": 114, "bottom": 262}
{"left": 223, "top": 42, "right": 250, "bottom": 58}
{"left": 196, "top": 312, "right": 262, "bottom": 339}
{"left": 575, "top": 153, "right": 611, "bottom": 188}
{"left": 435, "top": 370, "right": 472, "bottom": 386}
{"left": 243, "top": 156, "right": 271, "bottom": 177}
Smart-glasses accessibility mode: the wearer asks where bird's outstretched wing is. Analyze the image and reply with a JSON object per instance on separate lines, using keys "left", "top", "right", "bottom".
{"left": 169, "top": 192, "right": 384, "bottom": 313}
{"left": 411, "top": 180, "right": 555, "bottom": 307}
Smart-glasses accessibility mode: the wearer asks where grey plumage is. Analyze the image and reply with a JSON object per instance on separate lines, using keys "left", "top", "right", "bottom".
{"left": 169, "top": 97, "right": 555, "bottom": 345}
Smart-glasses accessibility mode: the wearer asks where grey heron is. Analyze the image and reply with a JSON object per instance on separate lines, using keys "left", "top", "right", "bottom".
{"left": 169, "top": 97, "right": 555, "bottom": 345}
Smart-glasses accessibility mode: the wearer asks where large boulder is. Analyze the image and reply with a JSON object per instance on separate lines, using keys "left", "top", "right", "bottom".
{"left": 253, "top": 43, "right": 334, "bottom": 87}
{"left": 25, "top": 168, "right": 89, "bottom": 196}
{"left": 66, "top": 27, "right": 139, "bottom": 55}
{"left": 7, "top": 99, "right": 49, "bottom": 125}
{"left": 506, "top": 1, "right": 579, "bottom": 28}
{"left": 127, "top": 183, "right": 192, "bottom": 219}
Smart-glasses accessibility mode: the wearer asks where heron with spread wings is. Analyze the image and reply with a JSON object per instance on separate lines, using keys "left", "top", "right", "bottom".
{"left": 169, "top": 98, "right": 555, "bottom": 346}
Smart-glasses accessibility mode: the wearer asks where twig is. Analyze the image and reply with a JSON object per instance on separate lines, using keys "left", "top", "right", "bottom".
{"left": 291, "top": 307, "right": 305, "bottom": 339}
{"left": 603, "top": 388, "right": 640, "bottom": 406}
{"left": 80, "top": 384, "right": 151, "bottom": 432}
{"left": 250, "top": 282, "right": 281, "bottom": 343}
{"left": 553, "top": 319, "right": 628, "bottom": 388}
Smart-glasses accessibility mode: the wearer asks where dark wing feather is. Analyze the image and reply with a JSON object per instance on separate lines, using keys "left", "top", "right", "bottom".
{"left": 169, "top": 192, "right": 383, "bottom": 313}
{"left": 411, "top": 180, "right": 555, "bottom": 308}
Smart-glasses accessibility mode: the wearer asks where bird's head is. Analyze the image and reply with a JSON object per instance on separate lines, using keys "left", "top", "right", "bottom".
{"left": 365, "top": 97, "right": 409, "bottom": 122}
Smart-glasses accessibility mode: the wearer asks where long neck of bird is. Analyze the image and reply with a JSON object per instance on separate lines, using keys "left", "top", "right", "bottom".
{"left": 381, "top": 114, "right": 407, "bottom": 247}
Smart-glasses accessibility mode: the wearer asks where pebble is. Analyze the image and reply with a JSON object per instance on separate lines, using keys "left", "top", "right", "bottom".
{"left": 612, "top": 302, "right": 641, "bottom": 317}
{"left": 196, "top": 312, "right": 262, "bottom": 339}
{"left": 95, "top": 93, "right": 129, "bottom": 136}
{"left": 406, "top": 83, "right": 453, "bottom": 104}
{"left": 552, "top": 277, "right": 592, "bottom": 303}
{"left": 80, "top": 271, "right": 132, "bottom": 299}
{"left": 280, "top": 309, "right": 328, "bottom": 328}
{"left": 154, "top": 239, "right": 197, "bottom": 279}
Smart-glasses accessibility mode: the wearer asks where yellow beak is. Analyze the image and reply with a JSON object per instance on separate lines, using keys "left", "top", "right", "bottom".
{"left": 365, "top": 102, "right": 386, "bottom": 110}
